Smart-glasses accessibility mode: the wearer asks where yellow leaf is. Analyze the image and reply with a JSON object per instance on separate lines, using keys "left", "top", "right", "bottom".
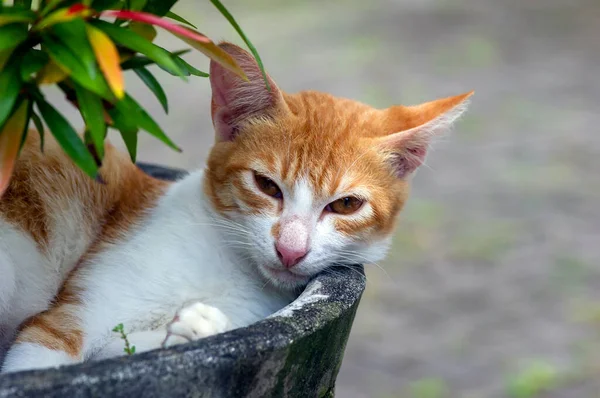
{"left": 0, "top": 100, "right": 28, "bottom": 197}
{"left": 0, "top": 15, "right": 33, "bottom": 27}
{"left": 36, "top": 59, "right": 69, "bottom": 85}
{"left": 177, "top": 34, "right": 248, "bottom": 81}
{"left": 86, "top": 25, "right": 124, "bottom": 99}
{"left": 129, "top": 22, "right": 157, "bottom": 42}
{"left": 36, "top": 6, "right": 93, "bottom": 30}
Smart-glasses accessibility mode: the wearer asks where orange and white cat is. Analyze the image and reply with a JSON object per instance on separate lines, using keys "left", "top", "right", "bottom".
{"left": 0, "top": 43, "right": 472, "bottom": 373}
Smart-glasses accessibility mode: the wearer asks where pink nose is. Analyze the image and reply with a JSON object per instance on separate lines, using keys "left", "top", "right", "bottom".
{"left": 275, "top": 242, "right": 308, "bottom": 268}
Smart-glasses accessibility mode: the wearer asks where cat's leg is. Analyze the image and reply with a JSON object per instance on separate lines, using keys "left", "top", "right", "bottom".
{"left": 162, "top": 301, "right": 231, "bottom": 347}
{"left": 1, "top": 302, "right": 84, "bottom": 373}
{"left": 97, "top": 302, "right": 231, "bottom": 360}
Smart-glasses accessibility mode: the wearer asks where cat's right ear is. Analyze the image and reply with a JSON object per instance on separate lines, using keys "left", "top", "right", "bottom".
{"left": 209, "top": 42, "right": 284, "bottom": 142}
{"left": 376, "top": 91, "right": 473, "bottom": 179}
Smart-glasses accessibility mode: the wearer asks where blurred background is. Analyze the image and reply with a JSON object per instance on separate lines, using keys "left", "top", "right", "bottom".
{"left": 53, "top": 0, "right": 600, "bottom": 396}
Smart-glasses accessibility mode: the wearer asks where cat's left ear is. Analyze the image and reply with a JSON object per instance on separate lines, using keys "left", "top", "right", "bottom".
{"left": 209, "top": 42, "right": 285, "bottom": 142}
{"left": 376, "top": 91, "right": 474, "bottom": 178}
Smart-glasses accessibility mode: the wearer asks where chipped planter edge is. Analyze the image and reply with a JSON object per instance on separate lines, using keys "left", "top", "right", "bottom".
{"left": 0, "top": 163, "right": 366, "bottom": 398}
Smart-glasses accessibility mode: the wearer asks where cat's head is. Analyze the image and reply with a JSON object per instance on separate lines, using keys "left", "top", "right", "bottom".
{"left": 204, "top": 42, "right": 472, "bottom": 289}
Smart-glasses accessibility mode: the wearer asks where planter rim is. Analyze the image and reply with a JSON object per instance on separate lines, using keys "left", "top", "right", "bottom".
{"left": 0, "top": 163, "right": 366, "bottom": 397}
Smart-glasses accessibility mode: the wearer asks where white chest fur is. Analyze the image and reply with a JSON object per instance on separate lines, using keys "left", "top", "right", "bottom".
{"left": 73, "top": 170, "right": 293, "bottom": 356}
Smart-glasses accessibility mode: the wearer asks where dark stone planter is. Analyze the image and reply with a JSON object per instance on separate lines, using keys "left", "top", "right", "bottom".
{"left": 0, "top": 164, "right": 365, "bottom": 398}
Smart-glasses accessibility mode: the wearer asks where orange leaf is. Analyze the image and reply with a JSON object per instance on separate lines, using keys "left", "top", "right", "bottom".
{"left": 177, "top": 35, "right": 248, "bottom": 81}
{"left": 36, "top": 59, "right": 69, "bottom": 85}
{"left": 0, "top": 100, "right": 28, "bottom": 197}
{"left": 86, "top": 24, "right": 124, "bottom": 99}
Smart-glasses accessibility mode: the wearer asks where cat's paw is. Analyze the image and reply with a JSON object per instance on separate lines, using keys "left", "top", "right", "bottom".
{"left": 162, "top": 302, "right": 230, "bottom": 348}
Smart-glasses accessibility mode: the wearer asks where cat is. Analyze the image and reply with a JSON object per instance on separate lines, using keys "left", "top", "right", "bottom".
{"left": 0, "top": 42, "right": 472, "bottom": 373}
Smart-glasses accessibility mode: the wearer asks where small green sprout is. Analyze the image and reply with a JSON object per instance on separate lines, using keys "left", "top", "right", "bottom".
{"left": 112, "top": 323, "right": 136, "bottom": 356}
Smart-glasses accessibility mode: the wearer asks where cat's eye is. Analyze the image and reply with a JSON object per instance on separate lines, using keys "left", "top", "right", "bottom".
{"left": 254, "top": 172, "right": 283, "bottom": 199}
{"left": 325, "top": 196, "right": 364, "bottom": 215}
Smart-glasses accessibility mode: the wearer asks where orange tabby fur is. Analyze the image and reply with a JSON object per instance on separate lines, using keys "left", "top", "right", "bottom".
{"left": 205, "top": 86, "right": 471, "bottom": 237}
{"left": 3, "top": 133, "right": 167, "bottom": 357}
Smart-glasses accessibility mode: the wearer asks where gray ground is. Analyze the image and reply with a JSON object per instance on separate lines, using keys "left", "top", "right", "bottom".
{"left": 53, "top": 0, "right": 600, "bottom": 396}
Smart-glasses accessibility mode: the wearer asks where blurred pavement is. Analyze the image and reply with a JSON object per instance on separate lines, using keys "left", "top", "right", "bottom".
{"left": 50, "top": 0, "right": 600, "bottom": 396}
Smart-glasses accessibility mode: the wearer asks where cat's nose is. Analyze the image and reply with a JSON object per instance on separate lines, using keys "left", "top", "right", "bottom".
{"left": 275, "top": 242, "right": 308, "bottom": 268}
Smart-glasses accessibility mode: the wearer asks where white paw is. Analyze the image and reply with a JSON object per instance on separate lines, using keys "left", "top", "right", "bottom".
{"left": 162, "top": 302, "right": 230, "bottom": 348}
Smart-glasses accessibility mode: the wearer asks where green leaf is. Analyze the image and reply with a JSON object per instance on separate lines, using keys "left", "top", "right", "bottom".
{"left": 40, "top": 0, "right": 77, "bottom": 17}
{"left": 36, "top": 98, "right": 98, "bottom": 178}
{"left": 0, "top": 47, "right": 16, "bottom": 70}
{"left": 120, "top": 55, "right": 155, "bottom": 70}
{"left": 18, "top": 99, "right": 32, "bottom": 152}
{"left": 120, "top": 49, "right": 190, "bottom": 70}
{"left": 210, "top": 0, "right": 270, "bottom": 91}
{"left": 30, "top": 111, "right": 45, "bottom": 152}
{"left": 83, "top": 129, "right": 101, "bottom": 166}
{"left": 134, "top": 67, "right": 168, "bottom": 113}
{"left": 165, "top": 11, "right": 197, "bottom": 29}
{"left": 41, "top": 34, "right": 113, "bottom": 99}
{"left": 51, "top": 20, "right": 98, "bottom": 81}
{"left": 92, "top": 20, "right": 184, "bottom": 77}
{"left": 173, "top": 55, "right": 208, "bottom": 77}
{"left": 91, "top": 0, "right": 122, "bottom": 11}
{"left": 0, "top": 8, "right": 36, "bottom": 26}
{"left": 0, "top": 23, "right": 28, "bottom": 52}
{"left": 14, "top": 0, "right": 33, "bottom": 9}
{"left": 20, "top": 50, "right": 50, "bottom": 81}
{"left": 0, "top": 60, "right": 22, "bottom": 129}
{"left": 73, "top": 82, "right": 106, "bottom": 160}
{"left": 129, "top": 0, "right": 147, "bottom": 11}
{"left": 115, "top": 94, "right": 179, "bottom": 152}
{"left": 142, "top": 0, "right": 176, "bottom": 17}
{"left": 107, "top": 106, "right": 138, "bottom": 162}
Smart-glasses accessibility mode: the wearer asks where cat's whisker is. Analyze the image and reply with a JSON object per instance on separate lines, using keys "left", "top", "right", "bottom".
{"left": 181, "top": 219, "right": 243, "bottom": 230}
{"left": 190, "top": 219, "right": 252, "bottom": 233}
{"left": 218, "top": 240, "right": 254, "bottom": 247}
{"left": 337, "top": 251, "right": 392, "bottom": 281}
{"left": 184, "top": 221, "right": 253, "bottom": 236}
{"left": 334, "top": 257, "right": 381, "bottom": 281}
{"left": 322, "top": 267, "right": 366, "bottom": 282}
{"left": 259, "top": 277, "right": 271, "bottom": 291}
{"left": 323, "top": 263, "right": 367, "bottom": 282}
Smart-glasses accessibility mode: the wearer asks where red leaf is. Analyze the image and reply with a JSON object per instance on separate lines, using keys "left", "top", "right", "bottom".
{"left": 67, "top": 4, "right": 88, "bottom": 15}
{"left": 101, "top": 10, "right": 211, "bottom": 43}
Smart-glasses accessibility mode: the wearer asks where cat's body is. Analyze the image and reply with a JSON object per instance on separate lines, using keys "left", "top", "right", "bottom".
{"left": 0, "top": 133, "right": 292, "bottom": 370}
{"left": 0, "top": 42, "right": 471, "bottom": 373}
